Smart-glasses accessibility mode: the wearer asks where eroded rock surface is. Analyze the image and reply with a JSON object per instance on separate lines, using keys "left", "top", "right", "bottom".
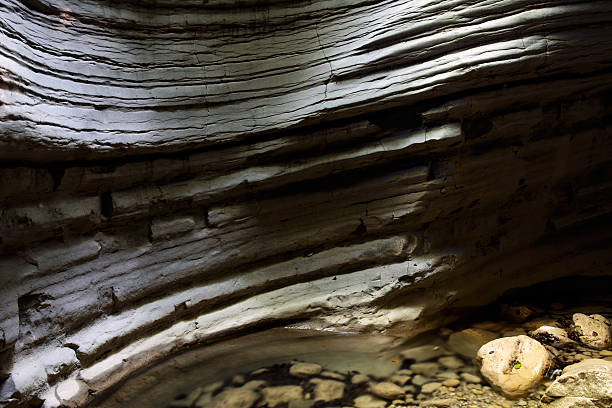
{"left": 1, "top": 0, "right": 612, "bottom": 406}
{"left": 541, "top": 359, "right": 612, "bottom": 408}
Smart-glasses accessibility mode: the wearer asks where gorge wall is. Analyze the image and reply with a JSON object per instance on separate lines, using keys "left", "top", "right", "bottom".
{"left": 1, "top": 0, "right": 612, "bottom": 406}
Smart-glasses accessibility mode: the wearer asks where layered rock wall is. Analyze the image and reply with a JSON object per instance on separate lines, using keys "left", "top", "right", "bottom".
{"left": 1, "top": 0, "right": 612, "bottom": 406}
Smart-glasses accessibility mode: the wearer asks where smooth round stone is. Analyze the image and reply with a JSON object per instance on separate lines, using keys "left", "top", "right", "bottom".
{"left": 438, "top": 356, "right": 464, "bottom": 369}
{"left": 460, "top": 373, "right": 482, "bottom": 384}
{"left": 412, "top": 375, "right": 432, "bottom": 386}
{"left": 442, "top": 379, "right": 460, "bottom": 387}
{"left": 410, "top": 362, "right": 441, "bottom": 377}
{"left": 572, "top": 314, "right": 612, "bottom": 349}
{"left": 351, "top": 374, "right": 370, "bottom": 385}
{"left": 261, "top": 385, "right": 304, "bottom": 408}
{"left": 476, "top": 335, "right": 551, "bottom": 397}
{"left": 354, "top": 394, "right": 388, "bottom": 408}
{"left": 370, "top": 382, "right": 405, "bottom": 400}
{"left": 437, "top": 371, "right": 460, "bottom": 380}
{"left": 206, "top": 388, "right": 259, "bottom": 408}
{"left": 313, "top": 380, "right": 345, "bottom": 402}
{"left": 421, "top": 382, "right": 442, "bottom": 394}
{"left": 289, "top": 362, "right": 322, "bottom": 377}
{"left": 401, "top": 345, "right": 448, "bottom": 363}
{"left": 320, "top": 370, "right": 345, "bottom": 381}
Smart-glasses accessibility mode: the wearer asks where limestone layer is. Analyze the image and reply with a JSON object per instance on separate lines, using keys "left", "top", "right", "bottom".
{"left": 1, "top": 0, "right": 612, "bottom": 406}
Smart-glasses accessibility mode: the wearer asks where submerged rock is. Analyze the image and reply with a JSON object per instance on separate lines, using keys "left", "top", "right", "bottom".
{"left": 400, "top": 344, "right": 448, "bottom": 362}
{"left": 572, "top": 314, "right": 612, "bottom": 349}
{"left": 353, "top": 394, "right": 388, "bottom": 408}
{"left": 312, "top": 379, "right": 344, "bottom": 402}
{"left": 261, "top": 385, "right": 304, "bottom": 407}
{"left": 476, "top": 335, "right": 552, "bottom": 398}
{"left": 370, "top": 381, "right": 405, "bottom": 400}
{"left": 531, "top": 326, "right": 575, "bottom": 348}
{"left": 448, "top": 328, "right": 498, "bottom": 359}
{"left": 289, "top": 362, "right": 322, "bottom": 377}
{"left": 541, "top": 359, "right": 612, "bottom": 408}
{"left": 206, "top": 388, "right": 259, "bottom": 408}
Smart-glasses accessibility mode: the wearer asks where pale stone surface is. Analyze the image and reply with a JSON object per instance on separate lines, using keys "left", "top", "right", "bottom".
{"left": 572, "top": 314, "right": 612, "bottom": 349}
{"left": 206, "top": 388, "right": 259, "bottom": 408}
{"left": 530, "top": 326, "right": 575, "bottom": 347}
{"left": 289, "top": 363, "right": 322, "bottom": 377}
{"left": 438, "top": 356, "right": 464, "bottom": 369}
{"left": 370, "top": 382, "right": 405, "bottom": 400}
{"left": 313, "top": 379, "right": 344, "bottom": 402}
{"left": 476, "top": 335, "right": 551, "bottom": 398}
{"left": 541, "top": 359, "right": 612, "bottom": 408}
{"left": 354, "top": 394, "right": 388, "bottom": 408}
{"left": 401, "top": 345, "right": 448, "bottom": 362}
{"left": 421, "top": 382, "right": 442, "bottom": 394}
{"left": 410, "top": 362, "right": 441, "bottom": 377}
{"left": 442, "top": 378, "right": 460, "bottom": 387}
{"left": 448, "top": 329, "right": 499, "bottom": 359}
{"left": 351, "top": 374, "right": 369, "bottom": 385}
{"left": 261, "top": 385, "right": 304, "bottom": 407}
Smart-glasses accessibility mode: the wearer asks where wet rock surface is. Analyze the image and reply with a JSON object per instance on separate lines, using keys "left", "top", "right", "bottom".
{"left": 164, "top": 302, "right": 611, "bottom": 408}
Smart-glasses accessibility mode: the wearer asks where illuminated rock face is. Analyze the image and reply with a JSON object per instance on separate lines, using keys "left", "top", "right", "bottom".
{"left": 1, "top": 0, "right": 612, "bottom": 405}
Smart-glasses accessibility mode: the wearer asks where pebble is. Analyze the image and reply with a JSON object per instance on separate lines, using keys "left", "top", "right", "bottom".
{"left": 420, "top": 398, "right": 456, "bottom": 407}
{"left": 206, "top": 388, "right": 259, "bottom": 408}
{"left": 390, "top": 374, "right": 412, "bottom": 386}
{"left": 231, "top": 374, "right": 245, "bottom": 385}
{"left": 410, "top": 362, "right": 441, "bottom": 377}
{"left": 320, "top": 370, "right": 345, "bottom": 381}
{"left": 436, "top": 371, "right": 459, "bottom": 380}
{"left": 241, "top": 380, "right": 266, "bottom": 390}
{"left": 354, "top": 394, "right": 388, "bottom": 408}
{"left": 421, "top": 382, "right": 442, "bottom": 394}
{"left": 351, "top": 374, "right": 370, "bottom": 385}
{"left": 313, "top": 380, "right": 344, "bottom": 402}
{"left": 442, "top": 379, "right": 460, "bottom": 387}
{"left": 261, "top": 385, "right": 304, "bottom": 408}
{"left": 460, "top": 373, "right": 482, "bottom": 383}
{"left": 438, "top": 355, "right": 464, "bottom": 369}
{"left": 411, "top": 375, "right": 431, "bottom": 386}
{"left": 370, "top": 382, "right": 405, "bottom": 400}
{"left": 289, "top": 362, "right": 322, "bottom": 377}
{"left": 401, "top": 345, "right": 448, "bottom": 362}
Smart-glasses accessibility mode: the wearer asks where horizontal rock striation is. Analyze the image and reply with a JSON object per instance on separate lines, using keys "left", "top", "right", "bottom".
{"left": 1, "top": 0, "right": 611, "bottom": 406}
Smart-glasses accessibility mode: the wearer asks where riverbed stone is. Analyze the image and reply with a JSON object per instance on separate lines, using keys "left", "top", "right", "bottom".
{"left": 572, "top": 314, "right": 612, "bottom": 349}
{"left": 530, "top": 326, "right": 575, "bottom": 347}
{"left": 476, "top": 335, "right": 551, "bottom": 398}
{"left": 206, "top": 388, "right": 259, "bottom": 408}
{"left": 354, "top": 394, "right": 388, "bottom": 408}
{"left": 410, "top": 362, "right": 440, "bottom": 377}
{"left": 401, "top": 345, "right": 448, "bottom": 362}
{"left": 421, "top": 382, "right": 442, "bottom": 394}
{"left": 370, "top": 382, "right": 405, "bottom": 400}
{"left": 351, "top": 374, "right": 370, "bottom": 385}
{"left": 438, "top": 355, "right": 464, "bottom": 369}
{"left": 261, "top": 385, "right": 304, "bottom": 407}
{"left": 541, "top": 359, "right": 612, "bottom": 408}
{"left": 289, "top": 362, "right": 322, "bottom": 377}
{"left": 448, "top": 329, "right": 498, "bottom": 359}
{"left": 313, "top": 379, "right": 344, "bottom": 402}
{"left": 442, "top": 378, "right": 460, "bottom": 387}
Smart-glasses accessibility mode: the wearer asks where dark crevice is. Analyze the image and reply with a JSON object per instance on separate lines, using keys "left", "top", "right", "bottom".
{"left": 100, "top": 191, "right": 114, "bottom": 218}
